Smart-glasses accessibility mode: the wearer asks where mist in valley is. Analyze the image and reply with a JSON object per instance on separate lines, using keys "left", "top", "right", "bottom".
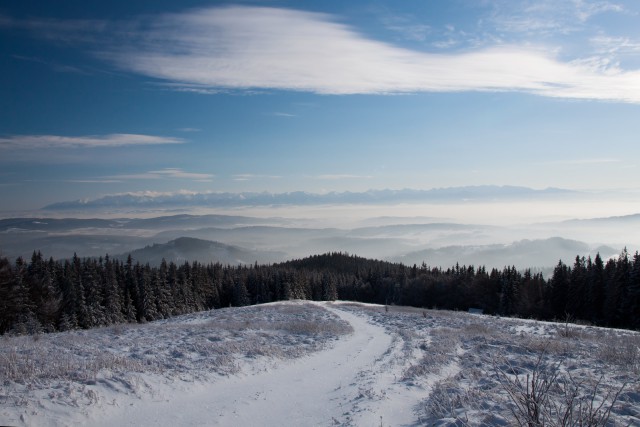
{"left": 2, "top": 188, "right": 638, "bottom": 275}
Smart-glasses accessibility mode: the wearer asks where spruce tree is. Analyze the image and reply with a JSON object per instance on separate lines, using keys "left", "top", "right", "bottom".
{"left": 567, "top": 256, "right": 587, "bottom": 320}
{"left": 628, "top": 251, "right": 640, "bottom": 329}
{"left": 548, "top": 260, "right": 570, "bottom": 320}
{"left": 587, "top": 253, "right": 605, "bottom": 324}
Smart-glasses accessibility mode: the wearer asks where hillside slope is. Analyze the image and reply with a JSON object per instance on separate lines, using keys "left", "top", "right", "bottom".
{"left": 116, "top": 237, "right": 285, "bottom": 266}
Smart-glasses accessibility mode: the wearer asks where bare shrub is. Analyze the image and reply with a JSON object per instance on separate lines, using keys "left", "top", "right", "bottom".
{"left": 424, "top": 377, "right": 494, "bottom": 426}
{"left": 556, "top": 314, "right": 583, "bottom": 340}
{"left": 522, "top": 338, "right": 570, "bottom": 358}
{"left": 496, "top": 351, "right": 626, "bottom": 427}
{"left": 426, "top": 379, "right": 471, "bottom": 421}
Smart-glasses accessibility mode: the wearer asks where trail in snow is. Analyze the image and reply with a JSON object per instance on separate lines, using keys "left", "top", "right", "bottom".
{"left": 92, "top": 304, "right": 424, "bottom": 427}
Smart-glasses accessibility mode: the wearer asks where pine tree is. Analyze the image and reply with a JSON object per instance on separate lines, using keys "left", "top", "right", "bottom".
{"left": 58, "top": 260, "right": 79, "bottom": 331}
{"left": 122, "top": 255, "right": 138, "bottom": 322}
{"left": 232, "top": 278, "right": 250, "bottom": 306}
{"left": 135, "top": 263, "right": 159, "bottom": 321}
{"left": 587, "top": 253, "right": 605, "bottom": 324}
{"left": 154, "top": 259, "right": 175, "bottom": 317}
{"left": 22, "top": 252, "right": 61, "bottom": 331}
{"left": 82, "top": 258, "right": 106, "bottom": 327}
{"left": 603, "top": 250, "right": 629, "bottom": 327}
{"left": 102, "top": 255, "right": 125, "bottom": 325}
{"left": 548, "top": 260, "right": 570, "bottom": 320}
{"left": 499, "top": 266, "right": 520, "bottom": 316}
{"left": 567, "top": 256, "right": 587, "bottom": 320}
{"left": 0, "top": 257, "right": 20, "bottom": 334}
{"left": 321, "top": 272, "right": 338, "bottom": 301}
{"left": 628, "top": 251, "right": 640, "bottom": 329}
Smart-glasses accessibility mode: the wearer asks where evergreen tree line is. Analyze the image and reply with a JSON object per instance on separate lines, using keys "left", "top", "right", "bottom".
{"left": 1, "top": 249, "right": 639, "bottom": 335}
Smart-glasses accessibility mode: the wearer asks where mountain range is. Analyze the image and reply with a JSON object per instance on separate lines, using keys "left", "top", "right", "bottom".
{"left": 42, "top": 186, "right": 575, "bottom": 210}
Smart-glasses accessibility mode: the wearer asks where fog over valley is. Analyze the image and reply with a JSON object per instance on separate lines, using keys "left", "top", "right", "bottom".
{"left": 2, "top": 186, "right": 638, "bottom": 275}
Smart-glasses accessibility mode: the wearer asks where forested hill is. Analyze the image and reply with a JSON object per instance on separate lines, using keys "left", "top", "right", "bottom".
{"left": 1, "top": 250, "right": 639, "bottom": 335}
{"left": 280, "top": 252, "right": 404, "bottom": 276}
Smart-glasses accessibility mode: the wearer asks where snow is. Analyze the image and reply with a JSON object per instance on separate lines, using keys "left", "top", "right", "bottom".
{"left": 2, "top": 301, "right": 639, "bottom": 426}
{"left": 93, "top": 306, "right": 399, "bottom": 426}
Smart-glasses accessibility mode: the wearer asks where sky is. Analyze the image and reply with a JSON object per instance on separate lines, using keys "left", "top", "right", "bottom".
{"left": 1, "top": 0, "right": 640, "bottom": 215}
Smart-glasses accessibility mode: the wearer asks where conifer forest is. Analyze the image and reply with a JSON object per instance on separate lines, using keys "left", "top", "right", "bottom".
{"left": 2, "top": 250, "right": 639, "bottom": 335}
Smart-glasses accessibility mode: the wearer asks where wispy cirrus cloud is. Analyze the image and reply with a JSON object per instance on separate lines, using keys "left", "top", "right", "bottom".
{"left": 0, "top": 133, "right": 185, "bottom": 149}
{"left": 109, "top": 168, "right": 214, "bottom": 182}
{"left": 315, "top": 174, "right": 374, "bottom": 180}
{"left": 100, "top": 5, "right": 640, "bottom": 103}
{"left": 24, "top": 178, "right": 124, "bottom": 184}
{"left": 379, "top": 13, "right": 431, "bottom": 42}
{"left": 539, "top": 158, "right": 623, "bottom": 165}
{"left": 0, "top": 13, "right": 107, "bottom": 44}
{"left": 573, "top": 0, "right": 624, "bottom": 22}
{"left": 12, "top": 54, "right": 90, "bottom": 74}
{"left": 487, "top": 0, "right": 624, "bottom": 35}
{"left": 65, "top": 179, "right": 123, "bottom": 183}
{"left": 232, "top": 174, "right": 282, "bottom": 182}
{"left": 266, "top": 112, "right": 296, "bottom": 118}
{"left": 590, "top": 34, "right": 640, "bottom": 56}
{"left": 6, "top": 5, "right": 640, "bottom": 103}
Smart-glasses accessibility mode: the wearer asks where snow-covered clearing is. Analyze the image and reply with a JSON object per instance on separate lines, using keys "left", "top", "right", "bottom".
{"left": 2, "top": 301, "right": 639, "bottom": 426}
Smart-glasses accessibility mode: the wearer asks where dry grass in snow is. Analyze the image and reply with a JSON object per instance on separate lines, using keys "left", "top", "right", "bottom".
{"left": 342, "top": 304, "right": 640, "bottom": 426}
{"left": 0, "top": 301, "right": 352, "bottom": 426}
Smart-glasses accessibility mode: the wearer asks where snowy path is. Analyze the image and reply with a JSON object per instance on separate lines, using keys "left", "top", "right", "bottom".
{"left": 92, "top": 304, "right": 423, "bottom": 427}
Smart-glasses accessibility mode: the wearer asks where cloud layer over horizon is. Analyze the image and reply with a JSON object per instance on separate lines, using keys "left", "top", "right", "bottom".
{"left": 42, "top": 186, "right": 577, "bottom": 211}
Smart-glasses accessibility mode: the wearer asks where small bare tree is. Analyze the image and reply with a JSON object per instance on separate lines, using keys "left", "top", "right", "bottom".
{"left": 496, "top": 353, "right": 561, "bottom": 426}
{"left": 496, "top": 348, "right": 626, "bottom": 427}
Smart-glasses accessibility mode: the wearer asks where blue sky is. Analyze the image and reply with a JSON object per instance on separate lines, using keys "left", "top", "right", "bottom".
{"left": 1, "top": 0, "right": 640, "bottom": 213}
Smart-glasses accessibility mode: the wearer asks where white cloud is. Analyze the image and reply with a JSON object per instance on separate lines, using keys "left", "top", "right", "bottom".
{"left": 64, "top": 179, "right": 123, "bottom": 183}
{"left": 487, "top": 0, "right": 624, "bottom": 35}
{"left": 572, "top": 0, "right": 623, "bottom": 22}
{"left": 109, "top": 168, "right": 214, "bottom": 182}
{"left": 590, "top": 34, "right": 640, "bottom": 56}
{"left": 379, "top": 13, "right": 431, "bottom": 42}
{"left": 116, "top": 190, "right": 201, "bottom": 198}
{"left": 0, "top": 133, "right": 185, "bottom": 149}
{"left": 267, "top": 112, "right": 296, "bottom": 118}
{"left": 316, "top": 174, "right": 374, "bottom": 180}
{"left": 539, "top": 158, "right": 622, "bottom": 165}
{"left": 91, "top": 5, "right": 640, "bottom": 103}
{"left": 232, "top": 174, "right": 282, "bottom": 181}
{"left": 150, "top": 168, "right": 214, "bottom": 181}
{"left": 7, "top": 5, "right": 640, "bottom": 103}
{"left": 11, "top": 54, "right": 90, "bottom": 74}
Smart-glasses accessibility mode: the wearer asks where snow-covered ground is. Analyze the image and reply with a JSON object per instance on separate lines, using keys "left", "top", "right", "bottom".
{"left": 1, "top": 301, "right": 639, "bottom": 426}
